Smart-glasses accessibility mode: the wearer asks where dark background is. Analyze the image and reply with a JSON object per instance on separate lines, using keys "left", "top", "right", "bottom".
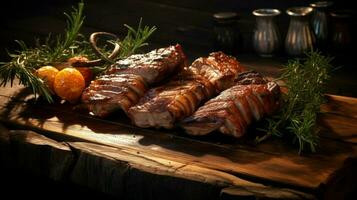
{"left": 0, "top": 0, "right": 355, "bottom": 60}
{"left": 1, "top": 0, "right": 355, "bottom": 96}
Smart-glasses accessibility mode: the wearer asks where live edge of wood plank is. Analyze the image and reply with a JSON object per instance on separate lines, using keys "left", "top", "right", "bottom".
{"left": 1, "top": 125, "right": 355, "bottom": 200}
{"left": 0, "top": 126, "right": 318, "bottom": 200}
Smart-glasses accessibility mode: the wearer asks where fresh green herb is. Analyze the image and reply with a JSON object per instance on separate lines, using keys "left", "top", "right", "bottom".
{"left": 256, "top": 50, "right": 334, "bottom": 154}
{"left": 89, "top": 19, "right": 156, "bottom": 72}
{"left": 0, "top": 1, "right": 156, "bottom": 103}
{"left": 0, "top": 1, "right": 86, "bottom": 103}
{"left": 116, "top": 18, "right": 157, "bottom": 59}
{"left": 0, "top": 40, "right": 53, "bottom": 102}
{"left": 51, "top": 1, "right": 85, "bottom": 60}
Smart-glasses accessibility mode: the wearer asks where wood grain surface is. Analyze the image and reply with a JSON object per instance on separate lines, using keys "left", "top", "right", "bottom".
{"left": 0, "top": 124, "right": 317, "bottom": 200}
{"left": 0, "top": 81, "right": 356, "bottom": 199}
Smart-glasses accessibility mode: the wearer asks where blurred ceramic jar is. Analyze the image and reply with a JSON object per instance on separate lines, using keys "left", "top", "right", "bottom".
{"left": 252, "top": 9, "right": 281, "bottom": 57}
{"left": 285, "top": 7, "right": 316, "bottom": 56}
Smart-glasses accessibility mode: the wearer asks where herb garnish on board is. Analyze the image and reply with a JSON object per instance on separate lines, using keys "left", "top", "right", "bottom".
{"left": 256, "top": 51, "right": 334, "bottom": 154}
{"left": 0, "top": 2, "right": 86, "bottom": 103}
{"left": 0, "top": 1, "right": 156, "bottom": 103}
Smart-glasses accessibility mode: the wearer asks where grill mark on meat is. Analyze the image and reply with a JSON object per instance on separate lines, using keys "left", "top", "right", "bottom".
{"left": 128, "top": 75, "right": 211, "bottom": 128}
{"left": 81, "top": 73, "right": 147, "bottom": 116}
{"left": 181, "top": 79, "right": 281, "bottom": 137}
{"left": 234, "top": 70, "right": 267, "bottom": 85}
{"left": 234, "top": 97, "right": 253, "bottom": 125}
{"left": 81, "top": 44, "right": 187, "bottom": 117}
{"left": 84, "top": 90, "right": 134, "bottom": 113}
{"left": 128, "top": 52, "right": 244, "bottom": 129}
{"left": 83, "top": 77, "right": 144, "bottom": 101}
{"left": 190, "top": 52, "right": 245, "bottom": 92}
{"left": 106, "top": 45, "right": 186, "bottom": 84}
{"left": 94, "top": 77, "right": 148, "bottom": 97}
{"left": 183, "top": 97, "right": 246, "bottom": 137}
{"left": 87, "top": 86, "right": 138, "bottom": 103}
{"left": 175, "top": 93, "right": 192, "bottom": 115}
{"left": 245, "top": 92, "right": 264, "bottom": 120}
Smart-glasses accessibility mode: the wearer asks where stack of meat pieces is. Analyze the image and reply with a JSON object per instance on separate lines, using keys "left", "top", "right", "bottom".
{"left": 128, "top": 52, "right": 245, "bottom": 128}
{"left": 81, "top": 45, "right": 281, "bottom": 138}
{"left": 81, "top": 44, "right": 187, "bottom": 117}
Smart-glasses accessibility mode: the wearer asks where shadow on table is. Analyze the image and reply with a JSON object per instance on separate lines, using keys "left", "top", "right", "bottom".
{"left": 1, "top": 88, "right": 355, "bottom": 174}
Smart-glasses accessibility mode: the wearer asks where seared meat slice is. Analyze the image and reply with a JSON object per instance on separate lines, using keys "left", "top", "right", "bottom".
{"left": 128, "top": 52, "right": 245, "bottom": 129}
{"left": 181, "top": 81, "right": 280, "bottom": 137}
{"left": 190, "top": 51, "right": 245, "bottom": 92}
{"left": 106, "top": 44, "right": 187, "bottom": 84}
{"left": 82, "top": 44, "right": 187, "bottom": 117}
{"left": 81, "top": 74, "right": 147, "bottom": 117}
{"left": 128, "top": 69, "right": 215, "bottom": 129}
{"left": 234, "top": 70, "right": 267, "bottom": 85}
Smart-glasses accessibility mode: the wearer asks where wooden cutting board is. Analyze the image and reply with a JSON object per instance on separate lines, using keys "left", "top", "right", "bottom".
{"left": 0, "top": 83, "right": 356, "bottom": 199}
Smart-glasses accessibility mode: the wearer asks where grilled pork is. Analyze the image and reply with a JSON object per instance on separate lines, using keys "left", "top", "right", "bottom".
{"left": 105, "top": 44, "right": 187, "bottom": 84}
{"left": 81, "top": 74, "right": 147, "bottom": 117}
{"left": 128, "top": 52, "right": 245, "bottom": 129}
{"left": 82, "top": 44, "right": 187, "bottom": 117}
{"left": 190, "top": 52, "right": 245, "bottom": 92}
{"left": 181, "top": 73, "right": 280, "bottom": 137}
{"left": 128, "top": 69, "right": 215, "bottom": 128}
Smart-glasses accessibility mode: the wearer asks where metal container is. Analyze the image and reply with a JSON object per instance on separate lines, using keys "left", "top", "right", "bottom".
{"left": 330, "top": 10, "right": 354, "bottom": 54}
{"left": 252, "top": 8, "right": 281, "bottom": 57}
{"left": 285, "top": 7, "right": 315, "bottom": 56}
{"left": 213, "top": 12, "right": 240, "bottom": 55}
{"left": 310, "top": 1, "right": 333, "bottom": 49}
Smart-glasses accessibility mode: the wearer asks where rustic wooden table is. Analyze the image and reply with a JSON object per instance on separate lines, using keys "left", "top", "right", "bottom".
{"left": 0, "top": 61, "right": 356, "bottom": 200}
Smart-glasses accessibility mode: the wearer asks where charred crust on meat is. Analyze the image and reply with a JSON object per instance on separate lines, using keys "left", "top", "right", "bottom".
{"left": 81, "top": 45, "right": 186, "bottom": 117}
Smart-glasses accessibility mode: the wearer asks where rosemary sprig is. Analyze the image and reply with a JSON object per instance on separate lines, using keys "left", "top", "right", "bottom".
{"left": 256, "top": 50, "right": 334, "bottom": 154}
{"left": 0, "top": 0, "right": 157, "bottom": 103}
{"left": 51, "top": 1, "right": 85, "bottom": 60}
{"left": 91, "top": 19, "right": 156, "bottom": 72}
{"left": 117, "top": 19, "right": 157, "bottom": 59}
{"left": 0, "top": 40, "right": 53, "bottom": 102}
{"left": 0, "top": 1, "right": 86, "bottom": 103}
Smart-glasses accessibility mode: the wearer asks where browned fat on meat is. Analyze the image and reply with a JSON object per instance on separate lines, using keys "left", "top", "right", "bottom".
{"left": 128, "top": 52, "right": 245, "bottom": 129}
{"left": 128, "top": 69, "right": 215, "bottom": 128}
{"left": 81, "top": 44, "right": 187, "bottom": 117}
{"left": 181, "top": 81, "right": 281, "bottom": 137}
{"left": 106, "top": 44, "right": 187, "bottom": 84}
{"left": 191, "top": 52, "right": 245, "bottom": 92}
{"left": 81, "top": 74, "right": 148, "bottom": 117}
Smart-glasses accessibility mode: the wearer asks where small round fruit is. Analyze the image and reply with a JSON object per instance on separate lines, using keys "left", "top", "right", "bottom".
{"left": 35, "top": 66, "right": 59, "bottom": 92}
{"left": 67, "top": 56, "right": 93, "bottom": 86}
{"left": 54, "top": 68, "right": 85, "bottom": 103}
{"left": 75, "top": 67, "right": 93, "bottom": 86}
{"left": 67, "top": 55, "right": 89, "bottom": 65}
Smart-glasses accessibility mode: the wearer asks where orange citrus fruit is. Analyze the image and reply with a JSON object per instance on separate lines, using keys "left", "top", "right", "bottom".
{"left": 67, "top": 56, "right": 93, "bottom": 86}
{"left": 75, "top": 67, "right": 93, "bottom": 86}
{"left": 68, "top": 55, "right": 89, "bottom": 64}
{"left": 76, "top": 67, "right": 93, "bottom": 86}
{"left": 35, "top": 66, "right": 59, "bottom": 92}
{"left": 54, "top": 68, "right": 85, "bottom": 103}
